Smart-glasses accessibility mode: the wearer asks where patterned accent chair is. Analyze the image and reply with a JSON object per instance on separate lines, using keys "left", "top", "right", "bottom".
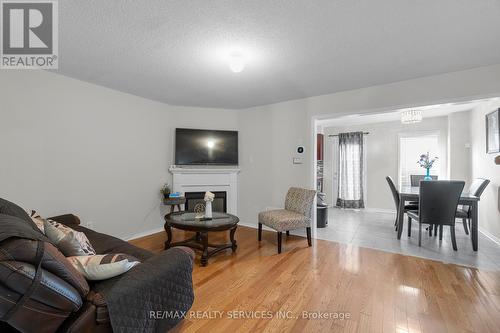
{"left": 258, "top": 187, "right": 316, "bottom": 253}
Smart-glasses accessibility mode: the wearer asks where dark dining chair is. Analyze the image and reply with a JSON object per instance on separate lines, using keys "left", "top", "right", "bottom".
{"left": 410, "top": 174, "right": 438, "bottom": 186}
{"left": 455, "top": 178, "right": 490, "bottom": 235}
{"left": 407, "top": 181, "right": 465, "bottom": 250}
{"left": 386, "top": 176, "right": 418, "bottom": 235}
{"left": 408, "top": 175, "right": 439, "bottom": 206}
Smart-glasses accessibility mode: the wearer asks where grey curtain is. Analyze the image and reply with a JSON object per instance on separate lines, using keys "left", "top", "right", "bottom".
{"left": 336, "top": 131, "right": 365, "bottom": 208}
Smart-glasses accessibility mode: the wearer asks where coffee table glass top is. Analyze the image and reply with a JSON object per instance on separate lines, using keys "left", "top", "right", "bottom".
{"left": 166, "top": 212, "right": 239, "bottom": 228}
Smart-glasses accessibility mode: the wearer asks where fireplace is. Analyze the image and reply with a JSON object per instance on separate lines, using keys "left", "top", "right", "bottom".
{"left": 169, "top": 166, "right": 240, "bottom": 215}
{"left": 185, "top": 191, "right": 227, "bottom": 213}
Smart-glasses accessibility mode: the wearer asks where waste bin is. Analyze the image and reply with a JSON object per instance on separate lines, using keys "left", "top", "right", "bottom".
{"left": 317, "top": 204, "right": 328, "bottom": 228}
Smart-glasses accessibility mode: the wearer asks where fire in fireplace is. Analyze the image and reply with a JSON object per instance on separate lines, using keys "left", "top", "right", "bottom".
{"left": 185, "top": 191, "right": 227, "bottom": 213}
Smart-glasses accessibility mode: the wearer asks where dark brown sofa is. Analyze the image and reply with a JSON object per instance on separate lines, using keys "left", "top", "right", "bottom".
{"left": 0, "top": 201, "right": 195, "bottom": 333}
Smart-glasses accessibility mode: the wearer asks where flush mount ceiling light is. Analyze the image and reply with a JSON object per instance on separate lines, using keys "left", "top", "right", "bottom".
{"left": 401, "top": 110, "right": 423, "bottom": 124}
{"left": 228, "top": 52, "right": 246, "bottom": 73}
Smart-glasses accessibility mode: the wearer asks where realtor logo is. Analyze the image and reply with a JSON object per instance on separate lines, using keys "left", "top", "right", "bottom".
{"left": 1, "top": 0, "right": 58, "bottom": 69}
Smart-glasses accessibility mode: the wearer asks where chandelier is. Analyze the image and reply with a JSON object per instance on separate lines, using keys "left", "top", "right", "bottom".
{"left": 401, "top": 110, "right": 423, "bottom": 124}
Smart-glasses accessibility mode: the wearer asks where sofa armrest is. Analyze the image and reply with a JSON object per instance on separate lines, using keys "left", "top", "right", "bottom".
{"left": 97, "top": 248, "right": 194, "bottom": 333}
{"left": 48, "top": 214, "right": 81, "bottom": 226}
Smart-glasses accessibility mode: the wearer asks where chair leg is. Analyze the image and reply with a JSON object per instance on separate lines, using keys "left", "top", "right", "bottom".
{"left": 394, "top": 217, "right": 398, "bottom": 231}
{"left": 419, "top": 223, "right": 422, "bottom": 247}
{"left": 439, "top": 225, "right": 443, "bottom": 241}
{"left": 462, "top": 218, "right": 469, "bottom": 235}
{"left": 306, "top": 227, "right": 312, "bottom": 247}
{"left": 258, "top": 223, "right": 262, "bottom": 241}
{"left": 286, "top": 230, "right": 290, "bottom": 237}
{"left": 277, "top": 231, "right": 282, "bottom": 254}
{"left": 434, "top": 224, "right": 438, "bottom": 237}
{"left": 450, "top": 226, "right": 458, "bottom": 251}
{"left": 407, "top": 217, "right": 412, "bottom": 237}
{"left": 428, "top": 225, "right": 433, "bottom": 236}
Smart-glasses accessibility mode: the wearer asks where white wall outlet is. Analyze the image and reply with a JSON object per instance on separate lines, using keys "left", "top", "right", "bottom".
{"left": 293, "top": 157, "right": 303, "bottom": 164}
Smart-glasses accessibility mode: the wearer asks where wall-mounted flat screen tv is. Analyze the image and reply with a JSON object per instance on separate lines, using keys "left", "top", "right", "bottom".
{"left": 175, "top": 128, "right": 238, "bottom": 165}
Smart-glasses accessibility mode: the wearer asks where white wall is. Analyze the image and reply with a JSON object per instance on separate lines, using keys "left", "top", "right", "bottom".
{"left": 237, "top": 103, "right": 310, "bottom": 224}
{"left": 0, "top": 70, "right": 238, "bottom": 239}
{"left": 470, "top": 101, "right": 500, "bottom": 241}
{"left": 322, "top": 116, "right": 449, "bottom": 210}
{"left": 448, "top": 111, "right": 472, "bottom": 185}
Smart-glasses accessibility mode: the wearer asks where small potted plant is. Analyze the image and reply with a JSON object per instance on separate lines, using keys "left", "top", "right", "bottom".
{"left": 160, "top": 183, "right": 171, "bottom": 199}
{"left": 418, "top": 152, "right": 438, "bottom": 180}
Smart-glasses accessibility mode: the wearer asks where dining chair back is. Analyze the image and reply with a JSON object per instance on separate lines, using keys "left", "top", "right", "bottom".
{"left": 419, "top": 181, "right": 465, "bottom": 226}
{"left": 469, "top": 178, "right": 490, "bottom": 198}
{"left": 410, "top": 174, "right": 438, "bottom": 186}
{"left": 386, "top": 176, "right": 399, "bottom": 208}
{"left": 456, "top": 178, "right": 490, "bottom": 235}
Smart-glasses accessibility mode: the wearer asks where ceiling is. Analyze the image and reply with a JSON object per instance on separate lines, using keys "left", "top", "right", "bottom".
{"left": 57, "top": 1, "right": 500, "bottom": 109}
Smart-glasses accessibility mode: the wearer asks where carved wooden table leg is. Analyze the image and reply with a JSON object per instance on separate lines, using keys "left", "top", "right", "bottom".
{"left": 201, "top": 232, "right": 209, "bottom": 266}
{"left": 230, "top": 226, "right": 237, "bottom": 252}
{"left": 164, "top": 223, "right": 172, "bottom": 250}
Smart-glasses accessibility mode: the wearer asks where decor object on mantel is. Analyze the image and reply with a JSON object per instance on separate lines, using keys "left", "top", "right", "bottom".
{"left": 418, "top": 152, "right": 438, "bottom": 181}
{"left": 401, "top": 110, "right": 423, "bottom": 124}
{"left": 495, "top": 155, "right": 500, "bottom": 165}
{"left": 204, "top": 191, "right": 215, "bottom": 219}
{"left": 486, "top": 109, "right": 499, "bottom": 153}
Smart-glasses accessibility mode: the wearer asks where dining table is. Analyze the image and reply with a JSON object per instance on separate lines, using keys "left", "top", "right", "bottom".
{"left": 396, "top": 185, "right": 480, "bottom": 250}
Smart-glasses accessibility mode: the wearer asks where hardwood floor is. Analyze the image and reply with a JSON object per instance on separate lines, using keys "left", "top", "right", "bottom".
{"left": 130, "top": 226, "right": 500, "bottom": 333}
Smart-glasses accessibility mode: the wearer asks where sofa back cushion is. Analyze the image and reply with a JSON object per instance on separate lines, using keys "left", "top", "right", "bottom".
{"left": 0, "top": 198, "right": 39, "bottom": 231}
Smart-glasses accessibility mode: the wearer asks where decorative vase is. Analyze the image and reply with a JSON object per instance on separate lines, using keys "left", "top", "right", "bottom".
{"left": 205, "top": 201, "right": 213, "bottom": 219}
{"left": 424, "top": 168, "right": 432, "bottom": 181}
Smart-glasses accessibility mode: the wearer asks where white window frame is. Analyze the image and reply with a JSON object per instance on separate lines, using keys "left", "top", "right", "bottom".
{"left": 397, "top": 130, "right": 446, "bottom": 188}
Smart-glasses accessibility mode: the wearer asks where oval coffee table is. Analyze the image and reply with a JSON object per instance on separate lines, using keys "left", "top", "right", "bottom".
{"left": 164, "top": 212, "right": 239, "bottom": 266}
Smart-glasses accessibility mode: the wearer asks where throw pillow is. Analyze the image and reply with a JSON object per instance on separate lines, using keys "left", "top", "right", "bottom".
{"left": 26, "top": 209, "right": 46, "bottom": 234}
{"left": 67, "top": 254, "right": 140, "bottom": 280}
{"left": 44, "top": 219, "right": 96, "bottom": 256}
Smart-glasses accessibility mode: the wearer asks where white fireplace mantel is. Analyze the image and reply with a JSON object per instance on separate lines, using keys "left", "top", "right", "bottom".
{"left": 169, "top": 166, "right": 240, "bottom": 215}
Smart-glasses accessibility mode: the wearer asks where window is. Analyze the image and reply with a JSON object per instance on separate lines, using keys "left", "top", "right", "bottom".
{"left": 398, "top": 133, "right": 440, "bottom": 187}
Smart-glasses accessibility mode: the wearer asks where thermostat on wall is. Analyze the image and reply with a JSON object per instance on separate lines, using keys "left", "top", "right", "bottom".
{"left": 297, "top": 146, "right": 305, "bottom": 154}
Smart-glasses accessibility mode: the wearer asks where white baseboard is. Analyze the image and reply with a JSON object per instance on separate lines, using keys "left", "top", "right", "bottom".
{"left": 363, "top": 208, "right": 397, "bottom": 214}
{"left": 479, "top": 227, "right": 500, "bottom": 246}
{"left": 125, "top": 227, "right": 164, "bottom": 241}
{"left": 238, "top": 221, "right": 276, "bottom": 232}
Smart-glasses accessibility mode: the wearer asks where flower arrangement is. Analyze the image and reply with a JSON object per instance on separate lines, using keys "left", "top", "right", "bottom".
{"left": 418, "top": 152, "right": 438, "bottom": 180}
{"left": 418, "top": 152, "right": 438, "bottom": 169}
{"left": 204, "top": 191, "right": 215, "bottom": 202}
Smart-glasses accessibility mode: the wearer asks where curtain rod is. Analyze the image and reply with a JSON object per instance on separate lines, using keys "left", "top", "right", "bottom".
{"left": 328, "top": 132, "right": 370, "bottom": 137}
